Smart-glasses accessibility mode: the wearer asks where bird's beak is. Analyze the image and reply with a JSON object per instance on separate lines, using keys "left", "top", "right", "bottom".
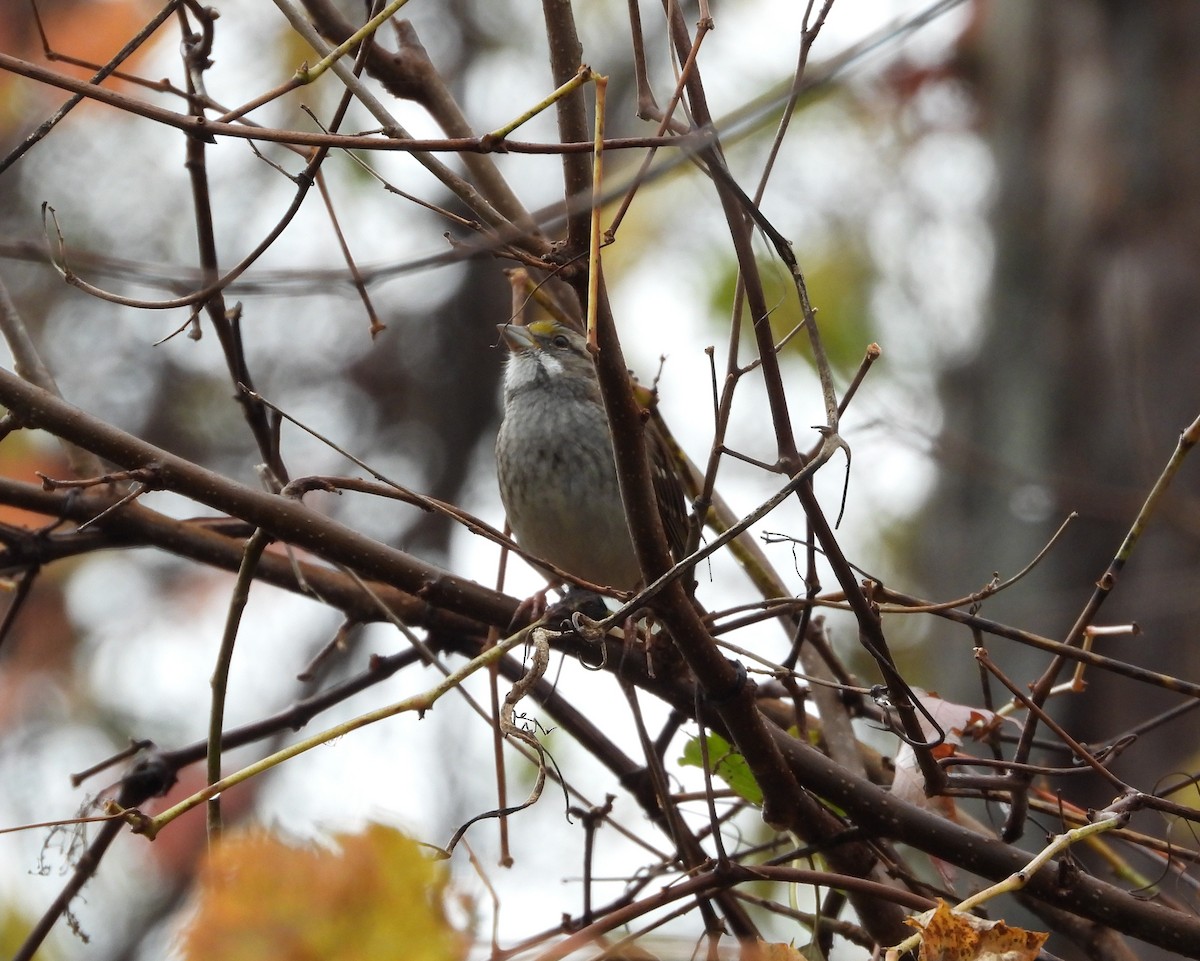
{"left": 497, "top": 323, "right": 536, "bottom": 352}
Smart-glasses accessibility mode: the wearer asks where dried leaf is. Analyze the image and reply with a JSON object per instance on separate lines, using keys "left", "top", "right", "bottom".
{"left": 906, "top": 900, "right": 1048, "bottom": 961}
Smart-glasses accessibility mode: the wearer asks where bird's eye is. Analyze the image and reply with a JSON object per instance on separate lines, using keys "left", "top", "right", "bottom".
{"left": 552, "top": 334, "right": 570, "bottom": 348}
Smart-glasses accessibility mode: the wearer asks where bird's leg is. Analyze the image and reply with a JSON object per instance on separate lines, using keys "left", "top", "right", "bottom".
{"left": 613, "top": 609, "right": 660, "bottom": 680}
{"left": 507, "top": 585, "right": 555, "bottom": 632}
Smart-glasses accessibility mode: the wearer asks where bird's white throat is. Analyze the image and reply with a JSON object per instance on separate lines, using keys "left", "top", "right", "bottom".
{"left": 504, "top": 350, "right": 564, "bottom": 396}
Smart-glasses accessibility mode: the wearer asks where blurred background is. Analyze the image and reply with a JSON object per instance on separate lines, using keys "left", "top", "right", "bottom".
{"left": 1, "top": 1, "right": 1198, "bottom": 959}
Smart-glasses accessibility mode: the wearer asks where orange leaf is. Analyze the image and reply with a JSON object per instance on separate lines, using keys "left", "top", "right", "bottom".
{"left": 180, "top": 824, "right": 467, "bottom": 961}
{"left": 906, "top": 900, "right": 1048, "bottom": 961}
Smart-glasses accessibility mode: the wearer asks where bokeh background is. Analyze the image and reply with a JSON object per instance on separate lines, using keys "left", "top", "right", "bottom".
{"left": 1, "top": 2, "right": 1198, "bottom": 959}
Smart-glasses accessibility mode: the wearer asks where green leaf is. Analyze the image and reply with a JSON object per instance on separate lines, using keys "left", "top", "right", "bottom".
{"left": 679, "top": 733, "right": 764, "bottom": 805}
{"left": 705, "top": 233, "right": 874, "bottom": 374}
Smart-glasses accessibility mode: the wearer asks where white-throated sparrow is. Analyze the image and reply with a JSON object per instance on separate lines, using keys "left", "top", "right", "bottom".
{"left": 495, "top": 320, "right": 687, "bottom": 591}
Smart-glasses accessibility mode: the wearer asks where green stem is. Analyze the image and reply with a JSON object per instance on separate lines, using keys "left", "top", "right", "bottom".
{"left": 143, "top": 627, "right": 534, "bottom": 839}
{"left": 296, "top": 0, "right": 414, "bottom": 83}
{"left": 484, "top": 65, "right": 595, "bottom": 142}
